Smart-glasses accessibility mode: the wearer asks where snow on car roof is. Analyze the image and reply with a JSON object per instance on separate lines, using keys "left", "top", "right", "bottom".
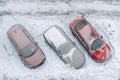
{"left": 44, "top": 26, "right": 67, "bottom": 49}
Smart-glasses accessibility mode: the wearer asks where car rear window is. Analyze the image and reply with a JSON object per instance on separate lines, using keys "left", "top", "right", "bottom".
{"left": 75, "top": 20, "right": 87, "bottom": 30}
{"left": 21, "top": 43, "right": 37, "bottom": 58}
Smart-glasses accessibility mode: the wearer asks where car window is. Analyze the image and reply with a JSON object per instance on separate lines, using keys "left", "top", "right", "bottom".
{"left": 58, "top": 41, "right": 75, "bottom": 54}
{"left": 71, "top": 48, "right": 85, "bottom": 68}
{"left": 90, "top": 32, "right": 94, "bottom": 36}
{"left": 91, "top": 37, "right": 103, "bottom": 50}
{"left": 75, "top": 20, "right": 87, "bottom": 30}
{"left": 86, "top": 32, "right": 95, "bottom": 40}
{"left": 21, "top": 43, "right": 37, "bottom": 58}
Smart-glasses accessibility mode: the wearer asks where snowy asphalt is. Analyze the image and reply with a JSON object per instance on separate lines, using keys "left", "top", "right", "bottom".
{"left": 0, "top": 0, "right": 120, "bottom": 80}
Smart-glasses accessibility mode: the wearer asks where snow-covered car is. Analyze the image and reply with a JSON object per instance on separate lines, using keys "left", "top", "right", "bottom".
{"left": 70, "top": 16, "right": 111, "bottom": 62}
{"left": 7, "top": 24, "right": 45, "bottom": 68}
{"left": 44, "top": 26, "right": 85, "bottom": 69}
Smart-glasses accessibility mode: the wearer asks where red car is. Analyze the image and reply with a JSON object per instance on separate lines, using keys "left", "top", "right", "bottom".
{"left": 70, "top": 16, "right": 111, "bottom": 62}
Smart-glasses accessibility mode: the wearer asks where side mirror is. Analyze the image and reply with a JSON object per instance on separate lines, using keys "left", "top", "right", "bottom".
{"left": 100, "top": 36, "right": 103, "bottom": 38}
{"left": 73, "top": 42, "right": 75, "bottom": 45}
{"left": 35, "top": 42, "right": 38, "bottom": 45}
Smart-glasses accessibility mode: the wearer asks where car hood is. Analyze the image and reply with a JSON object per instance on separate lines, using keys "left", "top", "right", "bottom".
{"left": 92, "top": 44, "right": 110, "bottom": 62}
{"left": 25, "top": 48, "right": 45, "bottom": 68}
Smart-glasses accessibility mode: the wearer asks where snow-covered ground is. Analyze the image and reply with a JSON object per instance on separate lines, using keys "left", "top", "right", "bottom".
{"left": 0, "top": 0, "right": 120, "bottom": 80}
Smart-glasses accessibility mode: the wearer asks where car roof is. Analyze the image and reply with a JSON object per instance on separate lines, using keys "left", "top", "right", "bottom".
{"left": 44, "top": 26, "right": 69, "bottom": 49}
{"left": 79, "top": 23, "right": 98, "bottom": 44}
{"left": 8, "top": 25, "right": 31, "bottom": 49}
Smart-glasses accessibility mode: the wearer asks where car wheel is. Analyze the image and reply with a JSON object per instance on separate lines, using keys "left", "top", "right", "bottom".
{"left": 21, "top": 59, "right": 29, "bottom": 68}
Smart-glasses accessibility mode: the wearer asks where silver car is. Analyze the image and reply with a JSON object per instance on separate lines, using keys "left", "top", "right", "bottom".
{"left": 44, "top": 26, "right": 85, "bottom": 69}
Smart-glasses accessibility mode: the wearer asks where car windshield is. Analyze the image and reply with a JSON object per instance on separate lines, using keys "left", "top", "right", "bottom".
{"left": 21, "top": 43, "right": 37, "bottom": 58}
{"left": 91, "top": 37, "right": 103, "bottom": 50}
{"left": 58, "top": 41, "right": 75, "bottom": 54}
{"left": 75, "top": 20, "right": 87, "bottom": 30}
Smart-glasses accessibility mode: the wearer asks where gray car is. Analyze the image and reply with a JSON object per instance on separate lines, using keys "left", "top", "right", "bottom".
{"left": 44, "top": 25, "right": 85, "bottom": 69}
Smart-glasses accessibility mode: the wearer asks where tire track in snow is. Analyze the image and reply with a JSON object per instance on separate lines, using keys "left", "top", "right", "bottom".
{"left": 1, "top": 7, "right": 120, "bottom": 17}
{"left": 0, "top": 1, "right": 120, "bottom": 17}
